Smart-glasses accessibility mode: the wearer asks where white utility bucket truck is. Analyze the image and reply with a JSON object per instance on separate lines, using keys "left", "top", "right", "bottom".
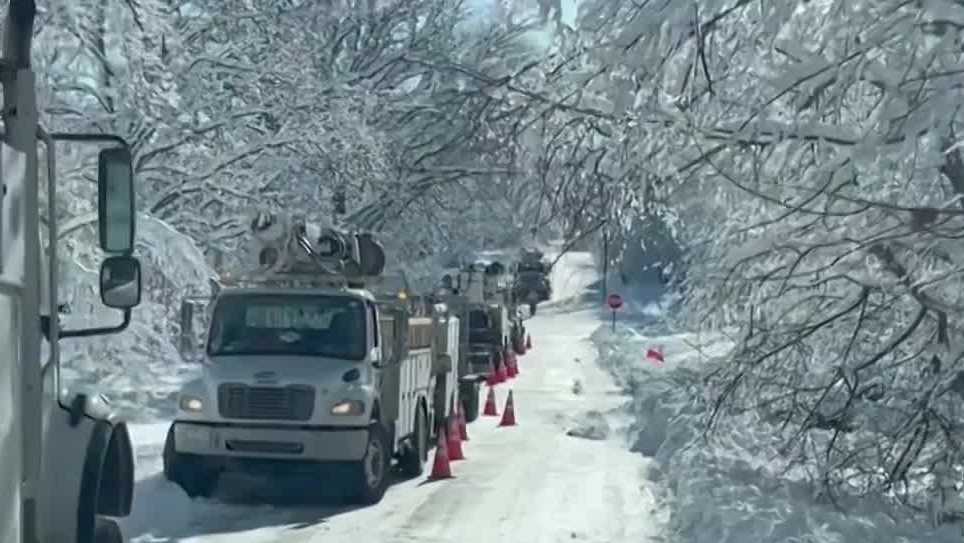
{"left": 167, "top": 213, "right": 460, "bottom": 504}
{"left": 439, "top": 260, "right": 522, "bottom": 421}
{"left": 1, "top": 1, "right": 144, "bottom": 542}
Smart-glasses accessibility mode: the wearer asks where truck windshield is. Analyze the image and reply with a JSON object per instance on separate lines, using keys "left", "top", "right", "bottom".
{"left": 206, "top": 294, "right": 367, "bottom": 360}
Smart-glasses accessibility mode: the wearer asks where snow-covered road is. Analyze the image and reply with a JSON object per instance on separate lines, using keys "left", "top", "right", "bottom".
{"left": 120, "top": 251, "right": 663, "bottom": 543}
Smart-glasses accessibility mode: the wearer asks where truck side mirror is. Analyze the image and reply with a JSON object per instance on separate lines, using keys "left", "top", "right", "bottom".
{"left": 99, "top": 256, "right": 141, "bottom": 309}
{"left": 97, "top": 146, "right": 135, "bottom": 254}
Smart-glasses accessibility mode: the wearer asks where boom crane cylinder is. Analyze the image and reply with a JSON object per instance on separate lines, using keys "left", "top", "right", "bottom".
{"left": 246, "top": 212, "right": 385, "bottom": 280}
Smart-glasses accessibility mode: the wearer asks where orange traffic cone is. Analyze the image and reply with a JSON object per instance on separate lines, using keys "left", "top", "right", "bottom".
{"left": 457, "top": 404, "right": 469, "bottom": 441}
{"left": 486, "top": 359, "right": 498, "bottom": 386}
{"left": 526, "top": 335, "right": 532, "bottom": 350}
{"left": 499, "top": 390, "right": 517, "bottom": 427}
{"left": 447, "top": 414, "right": 464, "bottom": 460}
{"left": 645, "top": 345, "right": 665, "bottom": 367}
{"left": 483, "top": 386, "right": 499, "bottom": 416}
{"left": 428, "top": 429, "right": 453, "bottom": 480}
{"left": 495, "top": 356, "right": 507, "bottom": 383}
{"left": 507, "top": 350, "right": 518, "bottom": 378}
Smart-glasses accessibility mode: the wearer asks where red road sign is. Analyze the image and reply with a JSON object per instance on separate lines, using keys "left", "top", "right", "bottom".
{"left": 607, "top": 293, "right": 623, "bottom": 310}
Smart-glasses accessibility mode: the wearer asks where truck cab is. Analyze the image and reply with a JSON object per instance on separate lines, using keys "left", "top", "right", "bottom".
{"left": 0, "top": 3, "right": 145, "bottom": 537}
{"left": 167, "top": 215, "right": 459, "bottom": 504}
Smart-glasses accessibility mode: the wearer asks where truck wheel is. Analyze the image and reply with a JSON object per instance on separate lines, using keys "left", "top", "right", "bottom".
{"left": 460, "top": 382, "right": 480, "bottom": 423}
{"left": 350, "top": 423, "right": 390, "bottom": 504}
{"left": 162, "top": 426, "right": 218, "bottom": 499}
{"left": 94, "top": 517, "right": 123, "bottom": 543}
{"left": 529, "top": 302, "right": 537, "bottom": 316}
{"left": 399, "top": 407, "right": 428, "bottom": 477}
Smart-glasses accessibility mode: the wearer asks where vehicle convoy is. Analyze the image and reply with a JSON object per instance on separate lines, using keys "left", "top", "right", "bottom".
{"left": 438, "top": 260, "right": 525, "bottom": 422}
{"left": 168, "top": 213, "right": 460, "bottom": 504}
{"left": 511, "top": 248, "right": 552, "bottom": 315}
{"left": 0, "top": 2, "right": 145, "bottom": 542}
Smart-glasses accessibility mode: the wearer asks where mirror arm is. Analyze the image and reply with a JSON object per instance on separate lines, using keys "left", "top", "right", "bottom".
{"left": 40, "top": 316, "right": 52, "bottom": 342}
{"left": 60, "top": 309, "right": 131, "bottom": 339}
{"left": 49, "top": 132, "right": 129, "bottom": 147}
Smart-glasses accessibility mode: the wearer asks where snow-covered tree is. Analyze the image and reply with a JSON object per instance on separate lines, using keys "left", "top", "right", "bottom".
{"left": 551, "top": 0, "right": 964, "bottom": 519}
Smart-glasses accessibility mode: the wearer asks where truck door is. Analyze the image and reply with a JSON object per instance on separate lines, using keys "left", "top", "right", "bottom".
{"left": 376, "top": 302, "right": 404, "bottom": 431}
{"left": 0, "top": 138, "right": 25, "bottom": 543}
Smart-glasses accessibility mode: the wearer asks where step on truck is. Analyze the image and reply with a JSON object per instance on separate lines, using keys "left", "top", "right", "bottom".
{"left": 1, "top": 2, "right": 145, "bottom": 541}
{"left": 168, "top": 213, "right": 460, "bottom": 504}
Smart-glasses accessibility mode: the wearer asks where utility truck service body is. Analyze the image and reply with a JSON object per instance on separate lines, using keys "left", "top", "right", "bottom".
{"left": 167, "top": 214, "right": 460, "bottom": 504}
{"left": 1, "top": 2, "right": 146, "bottom": 542}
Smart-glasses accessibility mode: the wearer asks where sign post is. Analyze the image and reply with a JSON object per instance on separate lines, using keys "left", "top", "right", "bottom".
{"left": 606, "top": 293, "right": 623, "bottom": 332}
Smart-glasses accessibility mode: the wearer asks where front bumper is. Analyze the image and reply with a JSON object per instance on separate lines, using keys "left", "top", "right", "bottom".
{"left": 173, "top": 421, "right": 369, "bottom": 462}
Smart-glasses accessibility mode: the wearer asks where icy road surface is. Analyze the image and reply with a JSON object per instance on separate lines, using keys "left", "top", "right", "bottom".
{"left": 121, "top": 251, "right": 663, "bottom": 543}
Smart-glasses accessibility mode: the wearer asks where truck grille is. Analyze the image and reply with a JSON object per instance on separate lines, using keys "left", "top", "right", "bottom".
{"left": 217, "top": 384, "right": 315, "bottom": 421}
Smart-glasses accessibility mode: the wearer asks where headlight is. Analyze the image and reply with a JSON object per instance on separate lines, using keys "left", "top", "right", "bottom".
{"left": 179, "top": 395, "right": 204, "bottom": 412}
{"left": 330, "top": 399, "right": 365, "bottom": 416}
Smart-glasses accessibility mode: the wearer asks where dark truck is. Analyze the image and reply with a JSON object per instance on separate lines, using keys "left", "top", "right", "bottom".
{"left": 512, "top": 250, "right": 552, "bottom": 315}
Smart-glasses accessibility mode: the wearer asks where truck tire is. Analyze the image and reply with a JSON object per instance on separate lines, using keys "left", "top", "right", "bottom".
{"left": 529, "top": 302, "right": 537, "bottom": 316}
{"left": 162, "top": 426, "right": 218, "bottom": 499}
{"left": 398, "top": 406, "right": 428, "bottom": 477}
{"left": 460, "top": 381, "right": 480, "bottom": 423}
{"left": 94, "top": 517, "right": 124, "bottom": 543}
{"left": 349, "top": 423, "right": 390, "bottom": 504}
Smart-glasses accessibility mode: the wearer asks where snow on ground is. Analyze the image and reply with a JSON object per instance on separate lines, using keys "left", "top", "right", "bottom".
{"left": 116, "top": 243, "right": 964, "bottom": 542}
{"left": 592, "top": 305, "right": 964, "bottom": 543}
{"left": 120, "top": 250, "right": 667, "bottom": 543}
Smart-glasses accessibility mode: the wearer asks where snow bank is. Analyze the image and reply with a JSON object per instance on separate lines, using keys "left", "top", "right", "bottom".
{"left": 592, "top": 326, "right": 964, "bottom": 543}
{"left": 566, "top": 409, "right": 610, "bottom": 441}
